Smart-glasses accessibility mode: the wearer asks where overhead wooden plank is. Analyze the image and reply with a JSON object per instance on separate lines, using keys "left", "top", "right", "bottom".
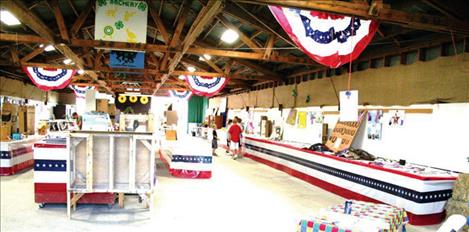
{"left": 155, "top": 0, "right": 223, "bottom": 94}
{"left": 10, "top": 47, "right": 19, "bottom": 65}
{"left": 50, "top": 0, "right": 70, "bottom": 41}
{"left": 233, "top": 59, "right": 281, "bottom": 80}
{"left": 238, "top": 0, "right": 469, "bottom": 34}
{"left": 0, "top": 33, "right": 49, "bottom": 44}
{"left": 20, "top": 46, "right": 45, "bottom": 63}
{"left": 204, "top": 58, "right": 224, "bottom": 73}
{"left": 147, "top": 0, "right": 171, "bottom": 45}
{"left": 218, "top": 15, "right": 261, "bottom": 53}
{"left": 2, "top": 0, "right": 55, "bottom": 41}
{"left": 263, "top": 35, "right": 275, "bottom": 59}
{"left": 70, "top": 0, "right": 93, "bottom": 37}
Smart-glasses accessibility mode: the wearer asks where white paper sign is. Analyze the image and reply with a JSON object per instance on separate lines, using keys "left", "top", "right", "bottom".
{"left": 95, "top": 0, "right": 148, "bottom": 44}
{"left": 340, "top": 90, "right": 359, "bottom": 121}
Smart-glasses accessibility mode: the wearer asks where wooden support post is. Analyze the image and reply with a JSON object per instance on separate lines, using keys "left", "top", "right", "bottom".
{"left": 86, "top": 135, "right": 93, "bottom": 192}
{"left": 400, "top": 53, "right": 407, "bottom": 65}
{"left": 418, "top": 48, "right": 426, "bottom": 61}
{"left": 118, "top": 193, "right": 125, "bottom": 208}
{"left": 71, "top": 193, "right": 84, "bottom": 211}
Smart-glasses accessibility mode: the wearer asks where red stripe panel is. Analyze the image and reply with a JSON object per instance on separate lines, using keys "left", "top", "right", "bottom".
{"left": 245, "top": 137, "right": 457, "bottom": 181}
{"left": 244, "top": 152, "right": 445, "bottom": 225}
{"left": 11, "top": 147, "right": 33, "bottom": 157}
{"left": 34, "top": 143, "right": 66, "bottom": 148}
{"left": 34, "top": 183, "right": 114, "bottom": 204}
{"left": 0, "top": 160, "right": 34, "bottom": 176}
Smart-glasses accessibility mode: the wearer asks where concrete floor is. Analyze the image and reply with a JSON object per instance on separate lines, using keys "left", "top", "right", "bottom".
{"left": 1, "top": 148, "right": 439, "bottom": 232}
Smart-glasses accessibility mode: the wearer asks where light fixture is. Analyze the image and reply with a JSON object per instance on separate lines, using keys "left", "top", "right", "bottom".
{"left": 0, "top": 10, "right": 21, "bottom": 26}
{"left": 203, "top": 54, "right": 211, "bottom": 60}
{"left": 39, "top": 44, "right": 44, "bottom": 48}
{"left": 63, "top": 59, "right": 72, "bottom": 64}
{"left": 187, "top": 66, "right": 196, "bottom": 72}
{"left": 220, "top": 29, "right": 239, "bottom": 44}
{"left": 77, "top": 69, "right": 84, "bottom": 75}
{"left": 44, "top": 45, "right": 55, "bottom": 52}
{"left": 198, "top": 56, "right": 205, "bottom": 61}
{"left": 178, "top": 75, "right": 185, "bottom": 80}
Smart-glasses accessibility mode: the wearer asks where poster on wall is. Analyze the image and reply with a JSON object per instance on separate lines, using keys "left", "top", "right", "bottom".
{"left": 110, "top": 51, "right": 145, "bottom": 68}
{"left": 286, "top": 109, "right": 297, "bottom": 125}
{"left": 308, "top": 111, "right": 324, "bottom": 125}
{"left": 326, "top": 110, "right": 366, "bottom": 152}
{"left": 95, "top": 0, "right": 148, "bottom": 44}
{"left": 339, "top": 90, "right": 359, "bottom": 121}
{"left": 366, "top": 110, "right": 383, "bottom": 140}
{"left": 388, "top": 110, "right": 405, "bottom": 127}
{"left": 297, "top": 111, "right": 307, "bottom": 128}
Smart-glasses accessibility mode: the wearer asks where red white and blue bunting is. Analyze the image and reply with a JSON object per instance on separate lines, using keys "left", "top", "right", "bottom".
{"left": 169, "top": 90, "right": 192, "bottom": 101}
{"left": 185, "top": 75, "right": 228, "bottom": 97}
{"left": 269, "top": 6, "right": 378, "bottom": 68}
{"left": 69, "top": 85, "right": 95, "bottom": 98}
{"left": 23, "top": 67, "right": 76, "bottom": 91}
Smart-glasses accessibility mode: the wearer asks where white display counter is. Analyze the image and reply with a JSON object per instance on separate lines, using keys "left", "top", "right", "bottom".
{"left": 1, "top": 136, "right": 42, "bottom": 175}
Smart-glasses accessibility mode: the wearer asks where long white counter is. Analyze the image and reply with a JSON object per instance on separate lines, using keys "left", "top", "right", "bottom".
{"left": 1, "top": 136, "right": 42, "bottom": 175}
{"left": 243, "top": 136, "right": 458, "bottom": 225}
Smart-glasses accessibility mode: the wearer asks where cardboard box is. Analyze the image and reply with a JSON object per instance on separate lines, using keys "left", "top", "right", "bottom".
{"left": 165, "top": 130, "right": 177, "bottom": 140}
{"left": 1, "top": 122, "right": 11, "bottom": 141}
{"left": 26, "top": 106, "right": 35, "bottom": 135}
{"left": 108, "top": 104, "right": 116, "bottom": 116}
{"left": 96, "top": 99, "right": 109, "bottom": 113}
{"left": 165, "top": 111, "right": 178, "bottom": 126}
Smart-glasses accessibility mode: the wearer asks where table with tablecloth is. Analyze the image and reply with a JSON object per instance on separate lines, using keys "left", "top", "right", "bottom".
{"left": 243, "top": 136, "right": 458, "bottom": 225}
{"left": 1, "top": 136, "right": 42, "bottom": 175}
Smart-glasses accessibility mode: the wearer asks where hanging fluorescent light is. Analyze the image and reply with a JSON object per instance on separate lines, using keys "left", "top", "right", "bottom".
{"left": 44, "top": 45, "right": 55, "bottom": 51}
{"left": 203, "top": 54, "right": 212, "bottom": 60}
{"left": 187, "top": 66, "right": 196, "bottom": 72}
{"left": 77, "top": 69, "right": 84, "bottom": 75}
{"left": 0, "top": 10, "right": 21, "bottom": 26}
{"left": 178, "top": 75, "right": 185, "bottom": 80}
{"left": 63, "top": 59, "right": 72, "bottom": 64}
{"left": 220, "top": 29, "right": 239, "bottom": 44}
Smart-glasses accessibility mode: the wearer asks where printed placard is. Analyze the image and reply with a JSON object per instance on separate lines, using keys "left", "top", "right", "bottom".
{"left": 326, "top": 110, "right": 366, "bottom": 152}
{"left": 339, "top": 90, "right": 359, "bottom": 122}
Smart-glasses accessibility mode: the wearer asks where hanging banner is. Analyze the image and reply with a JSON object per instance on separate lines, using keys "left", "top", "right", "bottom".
{"left": 269, "top": 6, "right": 378, "bottom": 68}
{"left": 367, "top": 110, "right": 383, "bottom": 140}
{"left": 340, "top": 90, "right": 359, "bottom": 122}
{"left": 109, "top": 51, "right": 145, "bottom": 68}
{"left": 185, "top": 75, "right": 229, "bottom": 97}
{"left": 70, "top": 85, "right": 96, "bottom": 98}
{"left": 115, "top": 94, "right": 151, "bottom": 114}
{"left": 326, "top": 110, "right": 366, "bottom": 152}
{"left": 23, "top": 67, "right": 76, "bottom": 91}
{"left": 169, "top": 90, "right": 192, "bottom": 101}
{"left": 95, "top": 0, "right": 148, "bottom": 44}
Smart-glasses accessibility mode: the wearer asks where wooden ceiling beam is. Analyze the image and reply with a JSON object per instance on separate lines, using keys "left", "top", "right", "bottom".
{"left": 263, "top": 35, "right": 275, "bottom": 59}
{"left": 20, "top": 46, "right": 45, "bottom": 63}
{"left": 50, "top": 0, "right": 70, "bottom": 41}
{"left": 238, "top": 0, "right": 469, "bottom": 35}
{"left": 70, "top": 0, "right": 93, "bottom": 38}
{"left": 147, "top": 0, "right": 171, "bottom": 45}
{"left": 10, "top": 47, "right": 20, "bottom": 65}
{"left": 218, "top": 15, "right": 261, "bottom": 53}
{"left": 233, "top": 59, "right": 281, "bottom": 80}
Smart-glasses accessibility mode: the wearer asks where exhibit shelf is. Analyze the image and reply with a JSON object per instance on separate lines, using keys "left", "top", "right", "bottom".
{"left": 243, "top": 136, "right": 458, "bottom": 225}
{"left": 1, "top": 136, "right": 42, "bottom": 176}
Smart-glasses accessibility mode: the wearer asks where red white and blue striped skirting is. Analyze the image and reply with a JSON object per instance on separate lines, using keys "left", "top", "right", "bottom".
{"left": 243, "top": 136, "right": 457, "bottom": 225}
{"left": 33, "top": 141, "right": 114, "bottom": 204}
{"left": 0, "top": 137, "right": 41, "bottom": 176}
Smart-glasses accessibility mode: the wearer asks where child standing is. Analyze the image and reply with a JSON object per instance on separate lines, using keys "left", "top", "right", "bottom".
{"left": 228, "top": 118, "right": 243, "bottom": 160}
{"left": 212, "top": 129, "right": 218, "bottom": 156}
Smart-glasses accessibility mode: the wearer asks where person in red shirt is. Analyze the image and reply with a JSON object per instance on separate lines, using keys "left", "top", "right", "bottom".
{"left": 228, "top": 118, "right": 243, "bottom": 159}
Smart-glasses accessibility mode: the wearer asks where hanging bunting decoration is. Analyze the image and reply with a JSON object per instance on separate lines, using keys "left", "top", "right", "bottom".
{"left": 269, "top": 6, "right": 378, "bottom": 68}
{"left": 169, "top": 90, "right": 193, "bottom": 101}
{"left": 69, "top": 85, "right": 95, "bottom": 98}
{"left": 23, "top": 67, "right": 76, "bottom": 91}
{"left": 185, "top": 75, "right": 229, "bottom": 97}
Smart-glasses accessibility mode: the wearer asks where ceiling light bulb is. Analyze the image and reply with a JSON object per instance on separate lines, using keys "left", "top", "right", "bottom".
{"left": 198, "top": 56, "right": 205, "bottom": 61}
{"left": 0, "top": 10, "right": 21, "bottom": 26}
{"left": 187, "top": 66, "right": 196, "bottom": 72}
{"left": 203, "top": 54, "right": 211, "bottom": 60}
{"left": 44, "top": 45, "right": 55, "bottom": 51}
{"left": 77, "top": 69, "right": 84, "bottom": 75}
{"left": 178, "top": 75, "right": 185, "bottom": 80}
{"left": 63, "top": 59, "right": 72, "bottom": 64}
{"left": 39, "top": 44, "right": 44, "bottom": 48}
{"left": 221, "top": 29, "right": 239, "bottom": 44}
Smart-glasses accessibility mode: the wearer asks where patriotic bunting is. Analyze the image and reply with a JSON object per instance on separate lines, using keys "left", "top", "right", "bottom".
{"left": 269, "top": 6, "right": 378, "bottom": 68}
{"left": 169, "top": 90, "right": 192, "bottom": 101}
{"left": 23, "top": 67, "right": 76, "bottom": 91}
{"left": 69, "top": 85, "right": 95, "bottom": 98}
{"left": 185, "top": 75, "right": 228, "bottom": 97}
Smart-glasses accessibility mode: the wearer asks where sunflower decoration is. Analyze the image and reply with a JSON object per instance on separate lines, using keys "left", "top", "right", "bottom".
{"left": 129, "top": 95, "right": 138, "bottom": 103}
{"left": 118, "top": 95, "right": 127, "bottom": 103}
{"left": 140, "top": 96, "right": 149, "bottom": 104}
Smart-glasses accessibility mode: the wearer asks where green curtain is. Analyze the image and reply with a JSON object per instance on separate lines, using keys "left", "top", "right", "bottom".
{"left": 188, "top": 96, "right": 208, "bottom": 123}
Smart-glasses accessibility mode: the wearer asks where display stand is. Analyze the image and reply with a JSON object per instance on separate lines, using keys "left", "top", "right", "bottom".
{"left": 1, "top": 136, "right": 42, "bottom": 175}
{"left": 34, "top": 137, "right": 114, "bottom": 208}
{"left": 67, "top": 131, "right": 156, "bottom": 218}
{"left": 243, "top": 136, "right": 458, "bottom": 225}
{"left": 159, "top": 136, "right": 212, "bottom": 179}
